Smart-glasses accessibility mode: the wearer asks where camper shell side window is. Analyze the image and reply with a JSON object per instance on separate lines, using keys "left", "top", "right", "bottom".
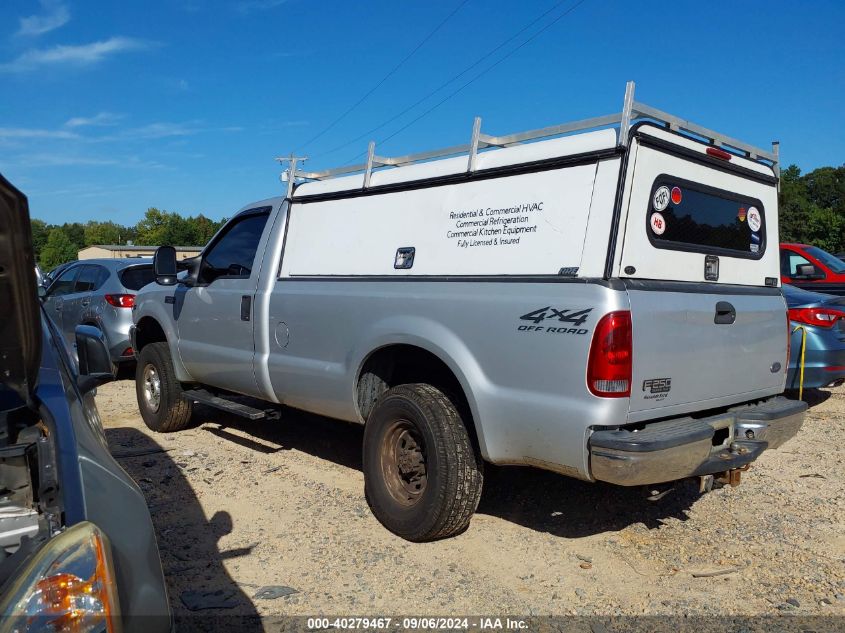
{"left": 645, "top": 174, "right": 766, "bottom": 260}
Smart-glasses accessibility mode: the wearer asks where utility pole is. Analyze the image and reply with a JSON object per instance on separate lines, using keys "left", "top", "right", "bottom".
{"left": 276, "top": 154, "right": 308, "bottom": 199}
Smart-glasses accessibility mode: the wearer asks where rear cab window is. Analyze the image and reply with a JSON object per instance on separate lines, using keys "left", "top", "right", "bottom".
{"left": 647, "top": 175, "right": 765, "bottom": 259}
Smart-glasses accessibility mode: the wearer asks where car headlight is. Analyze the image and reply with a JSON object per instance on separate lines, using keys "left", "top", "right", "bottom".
{"left": 0, "top": 522, "right": 120, "bottom": 633}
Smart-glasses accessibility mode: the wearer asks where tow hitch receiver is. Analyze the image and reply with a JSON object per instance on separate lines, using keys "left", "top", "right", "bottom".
{"left": 699, "top": 464, "right": 750, "bottom": 492}
{"left": 715, "top": 464, "right": 749, "bottom": 487}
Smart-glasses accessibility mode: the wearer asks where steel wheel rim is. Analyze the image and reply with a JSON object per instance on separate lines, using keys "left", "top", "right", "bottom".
{"left": 380, "top": 419, "right": 428, "bottom": 506}
{"left": 142, "top": 364, "right": 161, "bottom": 413}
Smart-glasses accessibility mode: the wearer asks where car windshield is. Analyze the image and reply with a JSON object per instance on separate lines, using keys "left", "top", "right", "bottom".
{"left": 119, "top": 266, "right": 156, "bottom": 290}
{"left": 805, "top": 245, "right": 845, "bottom": 274}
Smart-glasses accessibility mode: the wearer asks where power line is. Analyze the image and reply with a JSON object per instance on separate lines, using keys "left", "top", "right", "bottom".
{"left": 368, "top": 0, "right": 590, "bottom": 154}
{"left": 297, "top": 0, "right": 470, "bottom": 153}
{"left": 316, "top": 0, "right": 578, "bottom": 162}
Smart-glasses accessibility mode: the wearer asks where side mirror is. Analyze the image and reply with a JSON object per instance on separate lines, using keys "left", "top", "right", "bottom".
{"left": 154, "top": 246, "right": 179, "bottom": 286}
{"left": 795, "top": 264, "right": 823, "bottom": 280}
{"left": 37, "top": 285, "right": 47, "bottom": 299}
{"left": 75, "top": 325, "right": 115, "bottom": 393}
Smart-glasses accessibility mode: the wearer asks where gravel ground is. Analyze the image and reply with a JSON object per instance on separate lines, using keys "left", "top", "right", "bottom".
{"left": 96, "top": 379, "right": 845, "bottom": 622}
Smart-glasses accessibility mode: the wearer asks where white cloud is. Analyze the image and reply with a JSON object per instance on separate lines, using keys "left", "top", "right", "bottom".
{"left": 17, "top": 0, "right": 70, "bottom": 37}
{"left": 14, "top": 153, "right": 119, "bottom": 167}
{"left": 118, "top": 122, "right": 198, "bottom": 140}
{"left": 0, "top": 126, "right": 78, "bottom": 140}
{"left": 65, "top": 112, "right": 124, "bottom": 128}
{"left": 0, "top": 37, "right": 153, "bottom": 73}
{"left": 9, "top": 153, "right": 167, "bottom": 169}
{"left": 92, "top": 121, "right": 244, "bottom": 142}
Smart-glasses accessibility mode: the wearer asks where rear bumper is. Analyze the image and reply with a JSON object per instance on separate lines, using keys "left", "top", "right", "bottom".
{"left": 108, "top": 336, "right": 135, "bottom": 363}
{"left": 589, "top": 396, "right": 807, "bottom": 486}
{"left": 128, "top": 325, "right": 138, "bottom": 358}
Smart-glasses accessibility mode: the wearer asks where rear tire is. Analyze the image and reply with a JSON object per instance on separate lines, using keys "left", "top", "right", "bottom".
{"left": 135, "top": 342, "right": 192, "bottom": 432}
{"left": 363, "top": 383, "right": 483, "bottom": 542}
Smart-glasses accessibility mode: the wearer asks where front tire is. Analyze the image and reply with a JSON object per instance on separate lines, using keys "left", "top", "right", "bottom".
{"left": 135, "top": 342, "right": 192, "bottom": 432}
{"left": 363, "top": 383, "right": 483, "bottom": 542}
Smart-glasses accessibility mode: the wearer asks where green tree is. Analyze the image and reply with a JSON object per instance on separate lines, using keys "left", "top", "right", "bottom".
{"left": 40, "top": 228, "right": 78, "bottom": 270}
{"left": 191, "top": 214, "right": 225, "bottom": 245}
{"left": 134, "top": 208, "right": 222, "bottom": 246}
{"left": 804, "top": 165, "right": 845, "bottom": 211}
{"left": 84, "top": 220, "right": 126, "bottom": 246}
{"left": 778, "top": 165, "right": 808, "bottom": 244}
{"left": 805, "top": 205, "right": 845, "bottom": 253}
{"left": 59, "top": 222, "right": 85, "bottom": 251}
{"left": 779, "top": 163, "right": 845, "bottom": 253}
{"left": 31, "top": 219, "right": 50, "bottom": 262}
{"left": 135, "top": 208, "right": 171, "bottom": 245}
{"left": 165, "top": 214, "right": 199, "bottom": 246}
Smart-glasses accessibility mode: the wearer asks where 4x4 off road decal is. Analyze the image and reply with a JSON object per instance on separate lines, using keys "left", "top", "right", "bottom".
{"left": 517, "top": 306, "right": 592, "bottom": 335}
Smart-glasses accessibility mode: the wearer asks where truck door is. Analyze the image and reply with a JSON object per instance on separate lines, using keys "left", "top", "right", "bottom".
{"left": 616, "top": 128, "right": 786, "bottom": 419}
{"left": 175, "top": 207, "right": 272, "bottom": 397}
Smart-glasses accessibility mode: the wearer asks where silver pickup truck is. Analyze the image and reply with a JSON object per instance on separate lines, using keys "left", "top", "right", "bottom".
{"left": 131, "top": 83, "right": 806, "bottom": 541}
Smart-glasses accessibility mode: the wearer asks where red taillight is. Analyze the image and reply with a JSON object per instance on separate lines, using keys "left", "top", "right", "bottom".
{"left": 121, "top": 347, "right": 134, "bottom": 357}
{"left": 788, "top": 307, "right": 845, "bottom": 328}
{"left": 587, "top": 311, "right": 632, "bottom": 397}
{"left": 706, "top": 146, "right": 733, "bottom": 161}
{"left": 104, "top": 294, "right": 135, "bottom": 308}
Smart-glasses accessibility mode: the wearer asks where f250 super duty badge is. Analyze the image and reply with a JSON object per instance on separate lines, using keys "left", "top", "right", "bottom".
{"left": 518, "top": 307, "right": 592, "bottom": 335}
{"left": 642, "top": 378, "right": 671, "bottom": 401}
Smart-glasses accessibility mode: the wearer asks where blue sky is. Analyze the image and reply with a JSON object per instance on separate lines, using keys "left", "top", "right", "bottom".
{"left": 1, "top": 0, "right": 843, "bottom": 225}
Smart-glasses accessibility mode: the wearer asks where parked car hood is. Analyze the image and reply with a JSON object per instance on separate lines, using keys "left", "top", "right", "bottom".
{"left": 0, "top": 173, "right": 41, "bottom": 403}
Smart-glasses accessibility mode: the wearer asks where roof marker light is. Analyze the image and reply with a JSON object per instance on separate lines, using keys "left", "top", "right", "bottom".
{"left": 706, "top": 146, "right": 733, "bottom": 161}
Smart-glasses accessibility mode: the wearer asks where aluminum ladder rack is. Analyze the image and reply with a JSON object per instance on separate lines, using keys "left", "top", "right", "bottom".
{"left": 280, "top": 81, "right": 779, "bottom": 195}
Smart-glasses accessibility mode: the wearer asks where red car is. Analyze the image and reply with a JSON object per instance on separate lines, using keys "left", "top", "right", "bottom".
{"left": 780, "top": 243, "right": 845, "bottom": 295}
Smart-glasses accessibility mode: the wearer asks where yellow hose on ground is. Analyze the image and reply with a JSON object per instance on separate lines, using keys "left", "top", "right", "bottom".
{"left": 792, "top": 325, "right": 807, "bottom": 401}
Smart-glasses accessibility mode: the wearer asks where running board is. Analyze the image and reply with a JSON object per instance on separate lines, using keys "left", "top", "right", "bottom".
{"left": 182, "top": 389, "right": 270, "bottom": 420}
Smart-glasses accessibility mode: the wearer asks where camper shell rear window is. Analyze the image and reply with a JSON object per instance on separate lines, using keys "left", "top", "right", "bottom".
{"left": 646, "top": 175, "right": 765, "bottom": 260}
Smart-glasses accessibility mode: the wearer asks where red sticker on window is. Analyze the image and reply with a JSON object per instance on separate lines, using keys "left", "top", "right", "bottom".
{"left": 738, "top": 207, "right": 747, "bottom": 222}
{"left": 671, "top": 187, "right": 682, "bottom": 205}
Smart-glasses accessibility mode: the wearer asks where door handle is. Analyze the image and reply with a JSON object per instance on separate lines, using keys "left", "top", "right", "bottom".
{"left": 714, "top": 301, "right": 736, "bottom": 325}
{"left": 240, "top": 295, "right": 251, "bottom": 322}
